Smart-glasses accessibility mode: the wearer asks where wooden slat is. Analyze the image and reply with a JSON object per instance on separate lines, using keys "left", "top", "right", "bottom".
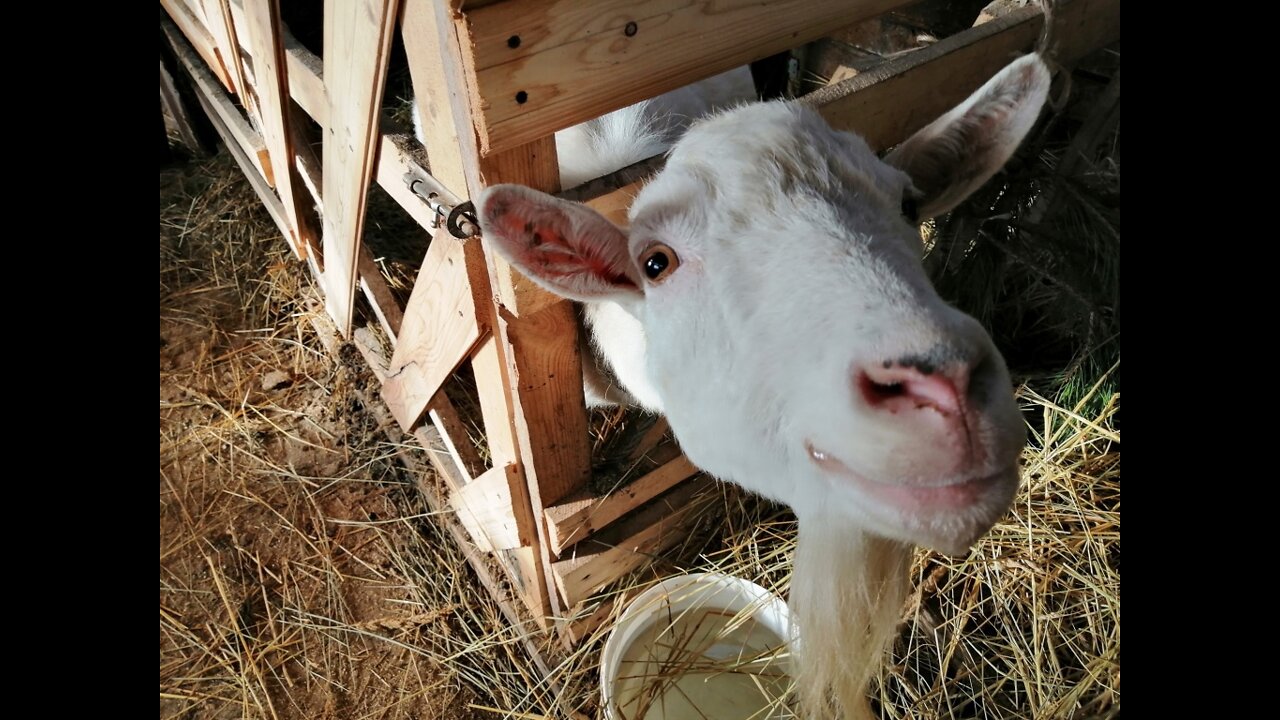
{"left": 291, "top": 114, "right": 323, "bottom": 208}
{"left": 810, "top": 0, "right": 1121, "bottom": 151}
{"left": 1044, "top": 0, "right": 1122, "bottom": 65}
{"left": 497, "top": 302, "right": 592, "bottom": 509}
{"left": 627, "top": 416, "right": 671, "bottom": 462}
{"left": 352, "top": 326, "right": 391, "bottom": 382}
{"left": 161, "top": 0, "right": 237, "bottom": 92}
{"left": 320, "top": 0, "right": 399, "bottom": 335}
{"left": 470, "top": 335, "right": 543, "bottom": 550}
{"left": 458, "top": 0, "right": 913, "bottom": 154}
{"left": 357, "top": 248, "right": 405, "bottom": 341}
{"left": 561, "top": 560, "right": 678, "bottom": 647}
{"left": 357, "top": 319, "right": 484, "bottom": 486}
{"left": 162, "top": 19, "right": 276, "bottom": 194}
{"left": 241, "top": 0, "right": 313, "bottom": 258}
{"left": 401, "top": 0, "right": 474, "bottom": 196}
{"left": 376, "top": 132, "right": 456, "bottom": 233}
{"left": 545, "top": 450, "right": 699, "bottom": 555}
{"left": 428, "top": 399, "right": 487, "bottom": 482}
{"left": 471, "top": 336, "right": 519, "bottom": 466}
{"left": 543, "top": 0, "right": 1121, "bottom": 228}
{"left": 204, "top": 0, "right": 250, "bottom": 98}
{"left": 451, "top": 464, "right": 524, "bottom": 551}
{"left": 551, "top": 478, "right": 710, "bottom": 607}
{"left": 380, "top": 234, "right": 486, "bottom": 432}
{"left": 283, "top": 30, "right": 328, "bottom": 127}
{"left": 160, "top": 57, "right": 204, "bottom": 154}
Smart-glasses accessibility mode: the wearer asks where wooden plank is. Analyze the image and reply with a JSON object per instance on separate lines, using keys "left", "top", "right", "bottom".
{"left": 159, "top": 57, "right": 204, "bottom": 154}
{"left": 380, "top": 234, "right": 486, "bottom": 432}
{"left": 281, "top": 29, "right": 328, "bottom": 127}
{"left": 545, "top": 450, "right": 698, "bottom": 555}
{"left": 356, "top": 324, "right": 484, "bottom": 484}
{"left": 401, "top": 0, "right": 475, "bottom": 196}
{"left": 451, "top": 464, "right": 524, "bottom": 551}
{"left": 241, "top": 0, "right": 313, "bottom": 258}
{"left": 497, "top": 302, "right": 592, "bottom": 510}
{"left": 291, "top": 115, "right": 323, "bottom": 208}
{"left": 1045, "top": 0, "right": 1122, "bottom": 66}
{"left": 204, "top": 0, "right": 250, "bottom": 99}
{"left": 551, "top": 478, "right": 710, "bottom": 607}
{"left": 376, "top": 132, "right": 458, "bottom": 233}
{"left": 466, "top": 134, "right": 579, "bottom": 621}
{"left": 357, "top": 247, "right": 406, "bottom": 341}
{"left": 627, "top": 416, "right": 671, "bottom": 462}
{"left": 561, "top": 560, "right": 678, "bottom": 647}
{"left": 163, "top": 19, "right": 278, "bottom": 203}
{"left": 535, "top": 0, "right": 1120, "bottom": 228}
{"left": 161, "top": 0, "right": 237, "bottom": 92}
{"left": 458, "top": 0, "right": 914, "bottom": 154}
{"left": 352, "top": 326, "right": 391, "bottom": 382}
{"left": 808, "top": 0, "right": 1121, "bottom": 152}
{"left": 320, "top": 0, "right": 399, "bottom": 335}
{"left": 471, "top": 335, "right": 519, "bottom": 467}
{"left": 428, "top": 399, "right": 487, "bottom": 482}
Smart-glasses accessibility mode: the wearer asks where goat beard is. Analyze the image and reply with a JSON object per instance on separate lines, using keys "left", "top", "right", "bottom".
{"left": 790, "top": 517, "right": 912, "bottom": 720}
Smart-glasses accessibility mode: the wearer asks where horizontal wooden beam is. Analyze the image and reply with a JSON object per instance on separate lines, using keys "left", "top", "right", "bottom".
{"left": 551, "top": 478, "right": 710, "bottom": 607}
{"left": 544, "top": 446, "right": 699, "bottom": 554}
{"left": 458, "top": 0, "right": 915, "bottom": 154}
{"left": 548, "top": 0, "right": 1120, "bottom": 227}
{"left": 809, "top": 0, "right": 1120, "bottom": 150}
{"left": 560, "top": 559, "right": 678, "bottom": 647}
{"left": 282, "top": 29, "right": 328, "bottom": 126}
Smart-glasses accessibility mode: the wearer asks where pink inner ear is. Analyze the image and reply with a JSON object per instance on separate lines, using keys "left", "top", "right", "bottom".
{"left": 492, "top": 209, "right": 637, "bottom": 290}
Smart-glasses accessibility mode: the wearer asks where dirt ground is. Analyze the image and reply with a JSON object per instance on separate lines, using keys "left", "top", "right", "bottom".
{"left": 160, "top": 154, "right": 511, "bottom": 720}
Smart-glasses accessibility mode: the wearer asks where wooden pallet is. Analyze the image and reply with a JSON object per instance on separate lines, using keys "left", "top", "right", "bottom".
{"left": 160, "top": 0, "right": 1120, "bottom": 650}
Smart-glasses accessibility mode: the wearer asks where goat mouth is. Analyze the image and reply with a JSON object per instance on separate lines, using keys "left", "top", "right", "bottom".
{"left": 805, "top": 441, "right": 1008, "bottom": 512}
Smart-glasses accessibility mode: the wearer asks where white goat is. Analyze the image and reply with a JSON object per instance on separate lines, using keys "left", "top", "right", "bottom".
{"left": 472, "top": 55, "right": 1049, "bottom": 718}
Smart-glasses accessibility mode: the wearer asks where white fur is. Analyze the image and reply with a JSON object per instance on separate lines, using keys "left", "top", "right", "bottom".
{"left": 477, "top": 54, "right": 1052, "bottom": 718}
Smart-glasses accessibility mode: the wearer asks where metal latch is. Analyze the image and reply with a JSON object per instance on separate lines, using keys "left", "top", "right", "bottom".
{"left": 402, "top": 172, "right": 479, "bottom": 239}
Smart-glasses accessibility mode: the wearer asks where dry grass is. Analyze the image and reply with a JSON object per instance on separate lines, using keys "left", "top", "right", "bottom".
{"left": 161, "top": 38, "right": 1118, "bottom": 720}
{"left": 160, "top": 155, "right": 537, "bottom": 720}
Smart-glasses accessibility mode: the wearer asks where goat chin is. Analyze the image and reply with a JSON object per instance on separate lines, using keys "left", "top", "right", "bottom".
{"left": 791, "top": 517, "right": 912, "bottom": 719}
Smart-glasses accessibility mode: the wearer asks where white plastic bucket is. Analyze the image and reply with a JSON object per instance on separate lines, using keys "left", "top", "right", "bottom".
{"left": 600, "top": 572, "right": 798, "bottom": 720}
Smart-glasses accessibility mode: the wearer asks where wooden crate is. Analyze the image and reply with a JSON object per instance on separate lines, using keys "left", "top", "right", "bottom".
{"left": 160, "top": 0, "right": 1120, "bottom": 655}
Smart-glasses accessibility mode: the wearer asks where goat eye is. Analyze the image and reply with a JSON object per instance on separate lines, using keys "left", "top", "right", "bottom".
{"left": 640, "top": 244, "right": 679, "bottom": 282}
{"left": 901, "top": 196, "right": 919, "bottom": 223}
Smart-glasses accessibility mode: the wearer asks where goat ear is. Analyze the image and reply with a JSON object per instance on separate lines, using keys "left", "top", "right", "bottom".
{"left": 477, "top": 184, "right": 643, "bottom": 302}
{"left": 885, "top": 54, "right": 1051, "bottom": 220}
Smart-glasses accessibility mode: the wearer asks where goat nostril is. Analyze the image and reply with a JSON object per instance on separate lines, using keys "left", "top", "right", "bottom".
{"left": 865, "top": 380, "right": 906, "bottom": 403}
{"left": 858, "top": 365, "right": 963, "bottom": 415}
